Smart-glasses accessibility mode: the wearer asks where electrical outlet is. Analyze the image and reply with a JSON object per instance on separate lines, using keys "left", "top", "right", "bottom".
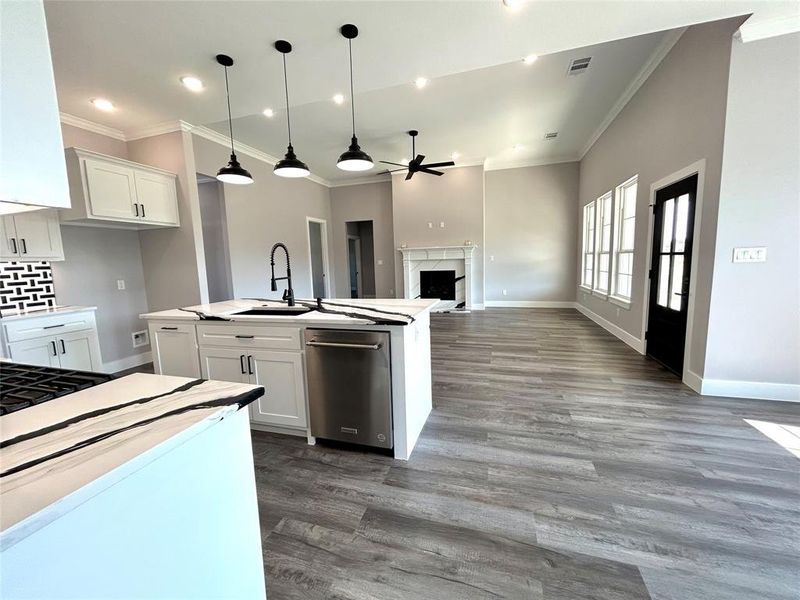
{"left": 502, "top": 289, "right": 507, "bottom": 296}
{"left": 389, "top": 288, "right": 394, "bottom": 295}
{"left": 377, "top": 259, "right": 383, "bottom": 266}
{"left": 439, "top": 221, "right": 445, "bottom": 228}
{"left": 132, "top": 330, "right": 149, "bottom": 348}
{"left": 427, "top": 222, "right": 433, "bottom": 229}
{"left": 116, "top": 279, "right": 126, "bottom": 290}
{"left": 490, "top": 255, "right": 495, "bottom": 262}
{"left": 732, "top": 247, "right": 767, "bottom": 263}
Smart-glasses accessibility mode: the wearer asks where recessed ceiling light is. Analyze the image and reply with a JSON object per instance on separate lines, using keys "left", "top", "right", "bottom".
{"left": 513, "top": 144, "right": 525, "bottom": 152}
{"left": 262, "top": 108, "right": 274, "bottom": 118}
{"left": 502, "top": 0, "right": 524, "bottom": 11}
{"left": 523, "top": 54, "right": 538, "bottom": 65}
{"left": 451, "top": 152, "right": 460, "bottom": 160}
{"left": 333, "top": 93, "right": 345, "bottom": 105}
{"left": 415, "top": 77, "right": 428, "bottom": 89}
{"left": 91, "top": 98, "right": 115, "bottom": 112}
{"left": 180, "top": 76, "right": 204, "bottom": 92}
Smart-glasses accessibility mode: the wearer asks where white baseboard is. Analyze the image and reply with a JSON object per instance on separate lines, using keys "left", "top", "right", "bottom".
{"left": 684, "top": 370, "right": 703, "bottom": 393}
{"left": 471, "top": 303, "right": 486, "bottom": 310}
{"left": 485, "top": 300, "right": 577, "bottom": 309}
{"left": 575, "top": 303, "right": 645, "bottom": 354}
{"left": 701, "top": 378, "right": 800, "bottom": 403}
{"left": 102, "top": 351, "right": 152, "bottom": 374}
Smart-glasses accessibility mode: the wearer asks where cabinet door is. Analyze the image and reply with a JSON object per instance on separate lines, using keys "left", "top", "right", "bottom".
{"left": 83, "top": 158, "right": 137, "bottom": 220}
{"left": 199, "top": 347, "right": 249, "bottom": 384}
{"left": 134, "top": 170, "right": 179, "bottom": 226}
{"left": 248, "top": 350, "right": 306, "bottom": 429}
{"left": 151, "top": 324, "right": 201, "bottom": 378}
{"left": 7, "top": 336, "right": 59, "bottom": 368}
{"left": 10, "top": 210, "right": 64, "bottom": 260}
{"left": 0, "top": 216, "right": 20, "bottom": 260}
{"left": 56, "top": 330, "right": 96, "bottom": 371}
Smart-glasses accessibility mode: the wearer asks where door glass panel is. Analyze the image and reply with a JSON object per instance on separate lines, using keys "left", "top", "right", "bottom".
{"left": 669, "top": 255, "right": 684, "bottom": 311}
{"left": 674, "top": 194, "right": 689, "bottom": 253}
{"left": 660, "top": 198, "right": 674, "bottom": 252}
{"left": 657, "top": 255, "right": 670, "bottom": 307}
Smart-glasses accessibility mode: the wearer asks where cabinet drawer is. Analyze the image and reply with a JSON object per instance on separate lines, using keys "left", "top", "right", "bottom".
{"left": 196, "top": 324, "right": 301, "bottom": 351}
{"left": 4, "top": 311, "right": 96, "bottom": 343}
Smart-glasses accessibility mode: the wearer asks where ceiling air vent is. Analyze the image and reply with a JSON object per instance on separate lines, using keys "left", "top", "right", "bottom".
{"left": 544, "top": 132, "right": 558, "bottom": 140}
{"left": 567, "top": 57, "right": 591, "bottom": 75}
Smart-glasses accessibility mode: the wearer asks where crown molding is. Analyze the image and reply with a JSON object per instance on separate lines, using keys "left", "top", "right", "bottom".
{"left": 124, "top": 120, "right": 191, "bottom": 141}
{"left": 59, "top": 112, "right": 126, "bottom": 141}
{"left": 580, "top": 27, "right": 685, "bottom": 160}
{"left": 484, "top": 155, "right": 579, "bottom": 172}
{"left": 739, "top": 12, "right": 800, "bottom": 43}
{"left": 328, "top": 174, "right": 391, "bottom": 188}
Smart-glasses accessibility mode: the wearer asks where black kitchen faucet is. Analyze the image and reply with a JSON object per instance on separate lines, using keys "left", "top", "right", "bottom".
{"left": 269, "top": 242, "right": 295, "bottom": 306}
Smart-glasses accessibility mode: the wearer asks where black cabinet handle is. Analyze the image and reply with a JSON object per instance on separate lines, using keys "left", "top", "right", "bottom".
{"left": 235, "top": 334, "right": 254, "bottom": 339}
{"left": 247, "top": 355, "right": 254, "bottom": 375}
{"left": 10, "top": 238, "right": 17, "bottom": 254}
{"left": 60, "top": 339, "right": 66, "bottom": 354}
{"left": 240, "top": 354, "right": 246, "bottom": 374}
{"left": 44, "top": 323, "right": 65, "bottom": 330}
{"left": 134, "top": 203, "right": 139, "bottom": 217}
{"left": 140, "top": 204, "right": 146, "bottom": 218}
{"left": 20, "top": 238, "right": 27, "bottom": 254}
{"left": 161, "top": 326, "right": 178, "bottom": 331}
{"left": 50, "top": 341, "right": 57, "bottom": 356}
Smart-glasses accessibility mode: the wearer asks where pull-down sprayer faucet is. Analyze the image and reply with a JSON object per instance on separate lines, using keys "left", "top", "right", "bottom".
{"left": 269, "top": 243, "right": 295, "bottom": 306}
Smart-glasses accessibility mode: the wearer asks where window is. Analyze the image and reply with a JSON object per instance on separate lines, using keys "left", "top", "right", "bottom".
{"left": 581, "top": 202, "right": 595, "bottom": 288}
{"left": 611, "top": 176, "right": 638, "bottom": 302}
{"left": 594, "top": 192, "right": 613, "bottom": 295}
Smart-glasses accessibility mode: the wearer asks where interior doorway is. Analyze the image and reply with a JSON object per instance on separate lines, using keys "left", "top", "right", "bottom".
{"left": 646, "top": 173, "right": 698, "bottom": 375}
{"left": 197, "top": 175, "right": 233, "bottom": 303}
{"left": 306, "top": 217, "right": 330, "bottom": 299}
{"left": 345, "top": 220, "right": 376, "bottom": 299}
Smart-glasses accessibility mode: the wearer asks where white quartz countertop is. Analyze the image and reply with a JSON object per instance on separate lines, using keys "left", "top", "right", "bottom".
{"left": 0, "top": 305, "right": 97, "bottom": 321}
{"left": 140, "top": 298, "right": 439, "bottom": 326}
{"left": 0, "top": 373, "right": 263, "bottom": 547}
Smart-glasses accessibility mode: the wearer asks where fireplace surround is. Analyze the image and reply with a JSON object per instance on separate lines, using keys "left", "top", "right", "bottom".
{"left": 398, "top": 245, "right": 476, "bottom": 311}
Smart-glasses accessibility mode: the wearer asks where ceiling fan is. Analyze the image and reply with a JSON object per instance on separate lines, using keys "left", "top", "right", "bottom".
{"left": 380, "top": 130, "right": 455, "bottom": 180}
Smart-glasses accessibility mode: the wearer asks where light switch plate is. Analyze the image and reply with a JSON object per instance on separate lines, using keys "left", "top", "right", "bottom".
{"left": 377, "top": 259, "right": 383, "bottom": 266}
{"left": 116, "top": 279, "right": 126, "bottom": 290}
{"left": 732, "top": 247, "right": 767, "bottom": 263}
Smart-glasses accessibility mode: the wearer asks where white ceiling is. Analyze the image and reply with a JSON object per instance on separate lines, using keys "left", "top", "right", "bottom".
{"left": 44, "top": 0, "right": 797, "bottom": 183}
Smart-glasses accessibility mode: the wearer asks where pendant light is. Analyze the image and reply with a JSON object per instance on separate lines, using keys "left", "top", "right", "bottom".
{"left": 337, "top": 24, "right": 373, "bottom": 172}
{"left": 215, "top": 54, "right": 253, "bottom": 185}
{"left": 273, "top": 40, "right": 310, "bottom": 178}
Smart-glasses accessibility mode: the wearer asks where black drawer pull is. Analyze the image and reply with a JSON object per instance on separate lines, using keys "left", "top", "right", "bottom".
{"left": 134, "top": 203, "right": 139, "bottom": 217}
{"left": 43, "top": 323, "right": 65, "bottom": 329}
{"left": 10, "top": 238, "right": 17, "bottom": 254}
{"left": 235, "top": 334, "right": 255, "bottom": 339}
{"left": 161, "top": 326, "right": 179, "bottom": 330}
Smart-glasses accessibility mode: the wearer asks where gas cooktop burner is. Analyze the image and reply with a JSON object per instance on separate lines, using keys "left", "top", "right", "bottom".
{"left": 0, "top": 364, "right": 113, "bottom": 415}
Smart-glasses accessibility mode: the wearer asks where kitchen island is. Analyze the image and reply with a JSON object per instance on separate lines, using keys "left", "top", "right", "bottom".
{"left": 142, "top": 298, "right": 437, "bottom": 460}
{"left": 0, "top": 372, "right": 266, "bottom": 599}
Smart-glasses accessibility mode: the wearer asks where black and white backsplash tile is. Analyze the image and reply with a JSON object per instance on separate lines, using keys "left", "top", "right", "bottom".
{"left": 0, "top": 262, "right": 56, "bottom": 314}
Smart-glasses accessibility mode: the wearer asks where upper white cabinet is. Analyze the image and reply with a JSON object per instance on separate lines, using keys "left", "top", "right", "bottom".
{"left": 62, "top": 148, "right": 180, "bottom": 229}
{"left": 0, "top": 210, "right": 64, "bottom": 261}
{"left": 0, "top": 1, "right": 70, "bottom": 211}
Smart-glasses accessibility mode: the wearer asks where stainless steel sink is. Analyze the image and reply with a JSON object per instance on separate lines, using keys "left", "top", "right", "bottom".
{"left": 232, "top": 307, "right": 314, "bottom": 316}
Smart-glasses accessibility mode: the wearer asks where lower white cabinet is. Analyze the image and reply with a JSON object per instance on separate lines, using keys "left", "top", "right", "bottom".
{"left": 7, "top": 328, "right": 99, "bottom": 371}
{"left": 149, "top": 322, "right": 201, "bottom": 378}
{"left": 6, "top": 336, "right": 61, "bottom": 368}
{"left": 199, "top": 347, "right": 249, "bottom": 384}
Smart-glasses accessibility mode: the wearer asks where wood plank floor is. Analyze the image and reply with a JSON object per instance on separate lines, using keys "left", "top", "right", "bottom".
{"left": 251, "top": 308, "right": 798, "bottom": 599}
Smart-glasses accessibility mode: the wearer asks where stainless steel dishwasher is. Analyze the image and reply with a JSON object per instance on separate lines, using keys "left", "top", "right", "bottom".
{"left": 304, "top": 329, "right": 392, "bottom": 449}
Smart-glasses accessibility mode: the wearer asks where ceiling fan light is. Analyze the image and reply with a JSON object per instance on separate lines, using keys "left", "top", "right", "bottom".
{"left": 216, "top": 153, "right": 253, "bottom": 185}
{"left": 274, "top": 145, "right": 310, "bottom": 178}
{"left": 337, "top": 136, "right": 374, "bottom": 171}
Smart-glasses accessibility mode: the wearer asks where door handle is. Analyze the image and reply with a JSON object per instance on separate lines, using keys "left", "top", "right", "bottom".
{"left": 134, "top": 203, "right": 139, "bottom": 217}
{"left": 240, "top": 354, "right": 246, "bottom": 374}
{"left": 10, "top": 238, "right": 17, "bottom": 254}
{"left": 20, "top": 238, "right": 27, "bottom": 254}
{"left": 50, "top": 340, "right": 57, "bottom": 357}
{"left": 60, "top": 339, "right": 66, "bottom": 354}
{"left": 247, "top": 355, "right": 254, "bottom": 375}
{"left": 305, "top": 341, "right": 382, "bottom": 350}
{"left": 140, "top": 204, "right": 146, "bottom": 218}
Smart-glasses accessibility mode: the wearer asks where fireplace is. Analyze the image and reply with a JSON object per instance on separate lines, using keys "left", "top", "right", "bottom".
{"left": 420, "top": 270, "right": 456, "bottom": 300}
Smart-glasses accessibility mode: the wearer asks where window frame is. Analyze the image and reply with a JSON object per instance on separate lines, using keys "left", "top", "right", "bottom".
{"left": 592, "top": 191, "right": 613, "bottom": 298}
{"left": 580, "top": 201, "right": 596, "bottom": 291}
{"left": 610, "top": 175, "right": 638, "bottom": 306}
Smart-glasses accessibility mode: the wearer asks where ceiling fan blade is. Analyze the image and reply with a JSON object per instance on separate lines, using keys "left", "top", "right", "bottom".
{"left": 414, "top": 154, "right": 425, "bottom": 165}
{"left": 380, "top": 161, "right": 408, "bottom": 167}
{"left": 420, "top": 168, "right": 444, "bottom": 176}
{"left": 380, "top": 169, "right": 407, "bottom": 175}
{"left": 405, "top": 171, "right": 414, "bottom": 181}
{"left": 419, "top": 161, "right": 455, "bottom": 169}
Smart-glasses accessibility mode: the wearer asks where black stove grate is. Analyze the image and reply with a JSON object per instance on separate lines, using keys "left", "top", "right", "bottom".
{"left": 0, "top": 364, "right": 114, "bottom": 415}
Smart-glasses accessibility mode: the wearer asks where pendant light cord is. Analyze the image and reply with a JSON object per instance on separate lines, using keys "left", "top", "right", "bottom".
{"left": 223, "top": 66, "right": 235, "bottom": 155}
{"left": 282, "top": 53, "right": 293, "bottom": 145}
{"left": 348, "top": 39, "right": 356, "bottom": 137}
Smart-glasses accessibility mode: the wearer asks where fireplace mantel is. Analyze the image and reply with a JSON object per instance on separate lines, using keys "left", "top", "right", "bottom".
{"left": 398, "top": 245, "right": 477, "bottom": 310}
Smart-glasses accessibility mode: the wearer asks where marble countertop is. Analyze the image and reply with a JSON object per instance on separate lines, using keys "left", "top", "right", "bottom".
{"left": 141, "top": 298, "right": 439, "bottom": 326}
{"left": 0, "top": 305, "right": 97, "bottom": 321}
{"left": 0, "top": 373, "right": 263, "bottom": 547}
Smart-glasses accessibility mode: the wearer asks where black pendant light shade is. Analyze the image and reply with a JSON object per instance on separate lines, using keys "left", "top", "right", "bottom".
{"left": 215, "top": 54, "right": 253, "bottom": 185}
{"left": 273, "top": 40, "right": 310, "bottom": 178}
{"left": 337, "top": 24, "right": 373, "bottom": 172}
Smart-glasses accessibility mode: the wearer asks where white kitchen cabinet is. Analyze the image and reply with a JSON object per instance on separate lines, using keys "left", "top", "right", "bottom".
{"left": 199, "top": 347, "right": 250, "bottom": 384}
{"left": 0, "top": 210, "right": 64, "bottom": 261}
{"left": 7, "top": 337, "right": 61, "bottom": 368}
{"left": 62, "top": 148, "right": 180, "bottom": 229}
{"left": 248, "top": 350, "right": 307, "bottom": 429}
{"left": 149, "top": 322, "right": 201, "bottom": 378}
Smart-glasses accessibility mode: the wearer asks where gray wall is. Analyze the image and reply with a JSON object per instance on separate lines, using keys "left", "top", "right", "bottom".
{"left": 576, "top": 18, "right": 741, "bottom": 376}
{"left": 191, "top": 135, "right": 334, "bottom": 300}
{"left": 391, "top": 166, "right": 485, "bottom": 305}
{"left": 57, "top": 123, "right": 150, "bottom": 366}
{"left": 485, "top": 162, "right": 580, "bottom": 302}
{"left": 704, "top": 33, "right": 800, "bottom": 386}
{"left": 330, "top": 182, "right": 395, "bottom": 298}
{"left": 198, "top": 179, "right": 233, "bottom": 303}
